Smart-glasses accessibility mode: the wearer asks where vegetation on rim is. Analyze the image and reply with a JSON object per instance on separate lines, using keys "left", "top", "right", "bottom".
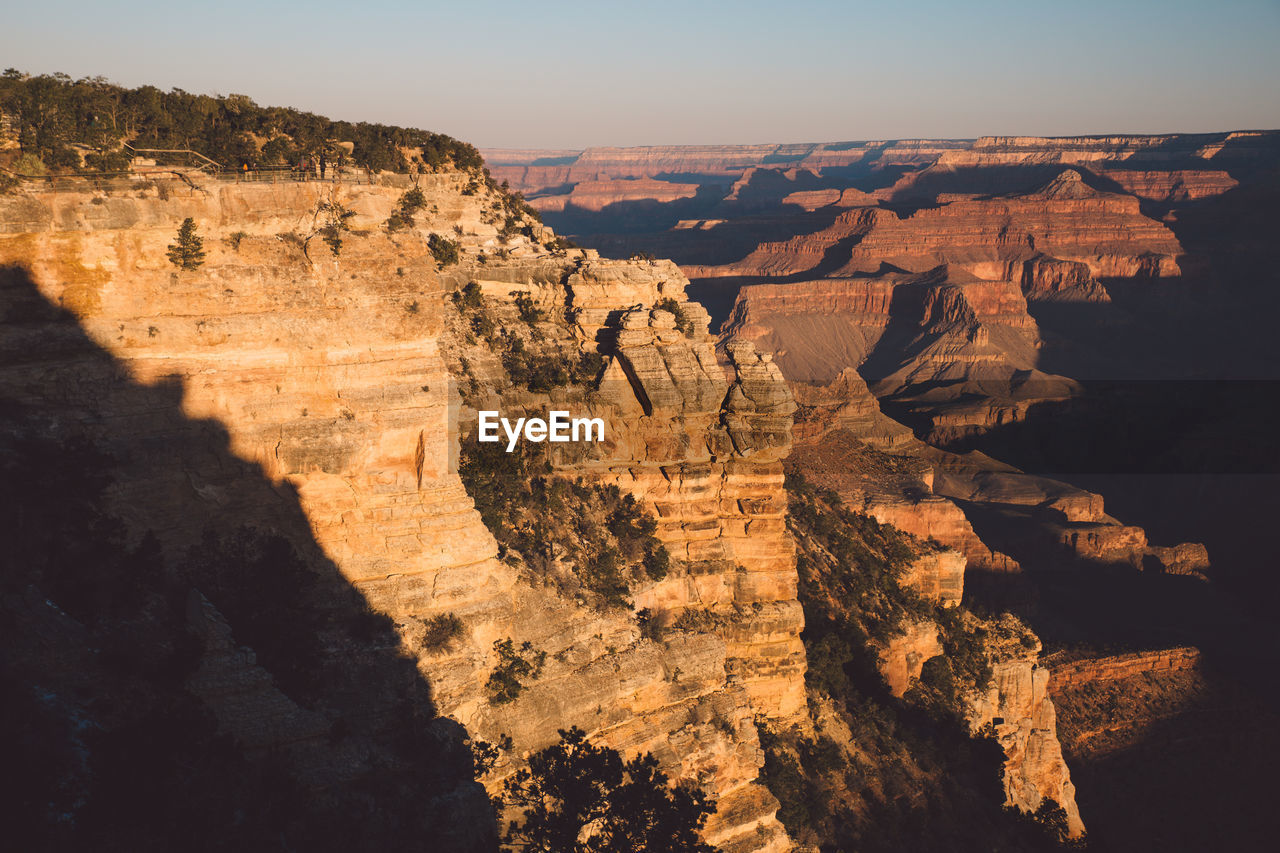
{"left": 459, "top": 442, "right": 669, "bottom": 609}
{"left": 166, "top": 217, "right": 205, "bottom": 270}
{"left": 0, "top": 68, "right": 484, "bottom": 174}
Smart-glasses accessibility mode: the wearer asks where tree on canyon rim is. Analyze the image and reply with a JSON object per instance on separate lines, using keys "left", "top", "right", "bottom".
{"left": 166, "top": 217, "right": 205, "bottom": 271}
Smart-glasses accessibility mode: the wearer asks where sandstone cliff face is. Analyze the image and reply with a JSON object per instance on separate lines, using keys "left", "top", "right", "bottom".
{"left": 482, "top": 139, "right": 975, "bottom": 197}
{"left": 698, "top": 170, "right": 1181, "bottom": 283}
{"left": 438, "top": 255, "right": 807, "bottom": 733}
{"left": 968, "top": 650, "right": 1084, "bottom": 837}
{"left": 530, "top": 177, "right": 701, "bottom": 213}
{"left": 874, "top": 617, "right": 943, "bottom": 697}
{"left": 0, "top": 177, "right": 800, "bottom": 852}
{"left": 1047, "top": 647, "right": 1201, "bottom": 690}
{"left": 721, "top": 265, "right": 1078, "bottom": 443}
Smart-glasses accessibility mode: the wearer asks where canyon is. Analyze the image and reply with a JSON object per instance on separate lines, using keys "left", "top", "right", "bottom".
{"left": 0, "top": 176, "right": 806, "bottom": 851}
{"left": 485, "top": 130, "right": 1280, "bottom": 849}
{"left": 1, "top": 75, "right": 1275, "bottom": 847}
{"left": 0, "top": 155, "right": 1101, "bottom": 848}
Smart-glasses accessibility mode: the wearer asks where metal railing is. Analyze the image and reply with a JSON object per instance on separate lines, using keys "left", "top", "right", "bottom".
{"left": 2, "top": 164, "right": 384, "bottom": 192}
{"left": 123, "top": 143, "right": 221, "bottom": 174}
{"left": 1, "top": 167, "right": 196, "bottom": 193}
{"left": 213, "top": 165, "right": 380, "bottom": 185}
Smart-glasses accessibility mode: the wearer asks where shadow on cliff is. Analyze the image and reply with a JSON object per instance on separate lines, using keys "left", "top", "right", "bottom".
{"left": 1063, "top": 664, "right": 1280, "bottom": 853}
{"left": 549, "top": 169, "right": 883, "bottom": 270}
{"left": 541, "top": 182, "right": 728, "bottom": 237}
{"left": 948, "top": 383, "right": 1280, "bottom": 706}
{"left": 0, "top": 265, "right": 494, "bottom": 851}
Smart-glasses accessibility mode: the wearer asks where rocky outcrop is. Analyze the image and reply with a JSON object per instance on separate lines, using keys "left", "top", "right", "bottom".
{"left": 1146, "top": 542, "right": 1211, "bottom": 579}
{"left": 781, "top": 187, "right": 877, "bottom": 211}
{"left": 1047, "top": 647, "right": 1201, "bottom": 689}
{"left": 868, "top": 494, "right": 1021, "bottom": 574}
{"left": 875, "top": 618, "right": 943, "bottom": 697}
{"left": 786, "top": 377, "right": 1023, "bottom": 575}
{"left": 968, "top": 649, "right": 1085, "bottom": 838}
{"left": 722, "top": 265, "right": 1077, "bottom": 443}
{"left": 530, "top": 177, "right": 700, "bottom": 212}
{"left": 723, "top": 267, "right": 1045, "bottom": 382}
{"left": 1019, "top": 254, "right": 1111, "bottom": 302}
{"left": 703, "top": 170, "right": 1182, "bottom": 283}
{"left": 0, "top": 177, "right": 799, "bottom": 852}
{"left": 789, "top": 369, "right": 916, "bottom": 449}
{"left": 899, "top": 547, "right": 968, "bottom": 607}
{"left": 1098, "top": 169, "right": 1237, "bottom": 202}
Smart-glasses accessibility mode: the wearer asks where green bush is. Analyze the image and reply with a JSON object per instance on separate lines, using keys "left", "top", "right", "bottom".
{"left": 486, "top": 638, "right": 546, "bottom": 704}
{"left": 166, "top": 218, "right": 205, "bottom": 271}
{"left": 84, "top": 148, "right": 131, "bottom": 172}
{"left": 314, "top": 200, "right": 355, "bottom": 257}
{"left": 452, "top": 280, "right": 485, "bottom": 311}
{"left": 420, "top": 612, "right": 466, "bottom": 652}
{"left": 655, "top": 298, "right": 695, "bottom": 336}
{"left": 428, "top": 233, "right": 460, "bottom": 267}
{"left": 513, "top": 291, "right": 542, "bottom": 324}
{"left": 13, "top": 152, "right": 47, "bottom": 176}
{"left": 503, "top": 727, "right": 714, "bottom": 852}
{"left": 387, "top": 186, "right": 427, "bottom": 232}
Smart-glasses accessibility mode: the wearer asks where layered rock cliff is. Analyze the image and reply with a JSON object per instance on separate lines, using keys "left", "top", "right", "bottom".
{"left": 531, "top": 177, "right": 701, "bottom": 212}
{"left": 480, "top": 129, "right": 1280, "bottom": 852}
{"left": 0, "top": 175, "right": 803, "bottom": 851}
{"left": 693, "top": 170, "right": 1181, "bottom": 283}
{"left": 721, "top": 265, "right": 1077, "bottom": 443}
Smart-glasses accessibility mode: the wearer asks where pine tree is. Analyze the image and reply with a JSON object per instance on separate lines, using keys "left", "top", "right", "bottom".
{"left": 166, "top": 218, "right": 205, "bottom": 270}
{"left": 502, "top": 727, "right": 715, "bottom": 852}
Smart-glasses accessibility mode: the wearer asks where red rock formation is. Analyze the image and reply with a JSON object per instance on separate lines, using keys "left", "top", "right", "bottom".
{"left": 1019, "top": 254, "right": 1111, "bottom": 302}
{"left": 1097, "top": 169, "right": 1237, "bottom": 202}
{"left": 706, "top": 170, "right": 1182, "bottom": 283}
{"left": 1047, "top": 647, "right": 1201, "bottom": 689}
{"left": 530, "top": 177, "right": 700, "bottom": 212}
{"left": 722, "top": 265, "right": 1077, "bottom": 443}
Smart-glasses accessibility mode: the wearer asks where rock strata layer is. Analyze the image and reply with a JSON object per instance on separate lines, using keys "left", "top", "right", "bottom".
{"left": 0, "top": 177, "right": 801, "bottom": 852}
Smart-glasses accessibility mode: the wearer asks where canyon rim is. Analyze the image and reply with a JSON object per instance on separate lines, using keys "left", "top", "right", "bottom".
{"left": 3, "top": 4, "right": 1280, "bottom": 850}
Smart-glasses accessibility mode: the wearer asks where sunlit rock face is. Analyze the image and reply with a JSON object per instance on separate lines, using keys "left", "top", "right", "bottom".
{"left": 0, "top": 175, "right": 809, "bottom": 852}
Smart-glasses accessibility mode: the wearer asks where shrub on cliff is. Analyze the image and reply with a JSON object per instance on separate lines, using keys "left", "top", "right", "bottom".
{"left": 486, "top": 638, "right": 546, "bottom": 704}
{"left": 419, "top": 612, "right": 466, "bottom": 653}
{"left": 513, "top": 291, "right": 543, "bottom": 324}
{"left": 502, "top": 726, "right": 715, "bottom": 852}
{"left": 459, "top": 442, "right": 671, "bottom": 609}
{"left": 312, "top": 200, "right": 355, "bottom": 257}
{"left": 12, "top": 152, "right": 47, "bottom": 176}
{"left": 386, "top": 186, "right": 427, "bottom": 232}
{"left": 655, "top": 298, "right": 694, "bottom": 337}
{"left": 453, "top": 280, "right": 486, "bottom": 311}
{"left": 166, "top": 218, "right": 205, "bottom": 271}
{"left": 499, "top": 332, "right": 574, "bottom": 392}
{"left": 429, "top": 233, "right": 461, "bottom": 267}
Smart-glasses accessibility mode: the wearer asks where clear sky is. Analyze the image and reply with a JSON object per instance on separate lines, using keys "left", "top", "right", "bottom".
{"left": 4, "top": 0, "right": 1278, "bottom": 149}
